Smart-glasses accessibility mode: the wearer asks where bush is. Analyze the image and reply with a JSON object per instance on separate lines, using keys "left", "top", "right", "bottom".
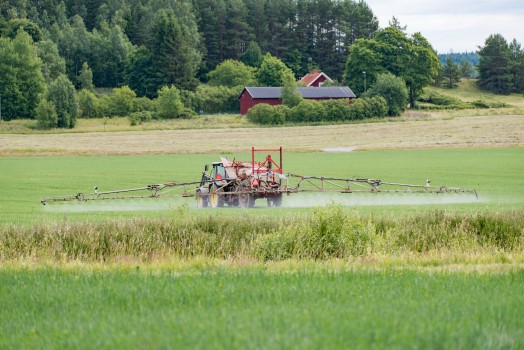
{"left": 134, "top": 97, "right": 156, "bottom": 112}
{"left": 418, "top": 91, "right": 466, "bottom": 107}
{"left": 197, "top": 85, "right": 242, "bottom": 114}
{"left": 98, "top": 95, "right": 112, "bottom": 117}
{"left": 35, "top": 99, "right": 58, "bottom": 129}
{"left": 128, "top": 111, "right": 153, "bottom": 126}
{"left": 366, "top": 73, "right": 408, "bottom": 116}
{"left": 109, "top": 86, "right": 136, "bottom": 116}
{"left": 157, "top": 85, "right": 184, "bottom": 119}
{"left": 180, "top": 89, "right": 203, "bottom": 113}
{"left": 471, "top": 100, "right": 509, "bottom": 109}
{"left": 288, "top": 100, "right": 326, "bottom": 123}
{"left": 321, "top": 99, "right": 351, "bottom": 121}
{"left": 247, "top": 97, "right": 389, "bottom": 125}
{"left": 247, "top": 103, "right": 286, "bottom": 125}
{"left": 77, "top": 89, "right": 99, "bottom": 118}
{"left": 367, "top": 96, "right": 388, "bottom": 117}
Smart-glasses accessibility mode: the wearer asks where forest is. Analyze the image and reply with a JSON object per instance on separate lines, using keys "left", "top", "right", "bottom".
{"left": 0, "top": 0, "right": 523, "bottom": 126}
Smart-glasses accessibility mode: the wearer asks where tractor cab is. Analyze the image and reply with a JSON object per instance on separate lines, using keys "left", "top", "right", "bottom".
{"left": 211, "top": 162, "right": 227, "bottom": 180}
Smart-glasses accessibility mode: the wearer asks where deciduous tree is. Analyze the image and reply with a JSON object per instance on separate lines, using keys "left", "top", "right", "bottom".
{"left": 46, "top": 74, "right": 78, "bottom": 128}
{"left": 207, "top": 60, "right": 256, "bottom": 87}
{"left": 256, "top": 53, "right": 295, "bottom": 87}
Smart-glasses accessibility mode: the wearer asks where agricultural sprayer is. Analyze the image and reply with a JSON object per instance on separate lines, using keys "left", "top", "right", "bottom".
{"left": 40, "top": 147, "right": 477, "bottom": 207}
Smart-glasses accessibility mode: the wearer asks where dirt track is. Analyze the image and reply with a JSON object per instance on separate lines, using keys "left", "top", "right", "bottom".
{"left": 1, "top": 115, "right": 523, "bottom": 156}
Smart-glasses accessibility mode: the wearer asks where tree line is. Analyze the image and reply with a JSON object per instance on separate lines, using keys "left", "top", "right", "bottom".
{"left": 0, "top": 0, "right": 522, "bottom": 126}
{"left": 1, "top": 0, "right": 378, "bottom": 88}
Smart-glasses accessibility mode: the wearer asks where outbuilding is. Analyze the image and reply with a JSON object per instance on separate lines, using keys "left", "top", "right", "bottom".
{"left": 238, "top": 86, "right": 356, "bottom": 115}
{"left": 298, "top": 69, "right": 333, "bottom": 87}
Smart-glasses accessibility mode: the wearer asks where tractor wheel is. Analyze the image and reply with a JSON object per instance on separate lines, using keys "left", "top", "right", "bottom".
{"left": 210, "top": 185, "right": 224, "bottom": 208}
{"left": 239, "top": 192, "right": 255, "bottom": 208}
{"left": 267, "top": 195, "right": 282, "bottom": 207}
{"left": 196, "top": 194, "right": 208, "bottom": 208}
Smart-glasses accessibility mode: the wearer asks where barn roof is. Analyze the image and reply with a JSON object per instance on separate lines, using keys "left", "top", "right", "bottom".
{"left": 241, "top": 86, "right": 356, "bottom": 99}
{"left": 298, "top": 69, "right": 333, "bottom": 86}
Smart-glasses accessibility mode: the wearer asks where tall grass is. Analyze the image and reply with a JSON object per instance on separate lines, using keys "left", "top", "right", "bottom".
{"left": 1, "top": 204, "right": 522, "bottom": 264}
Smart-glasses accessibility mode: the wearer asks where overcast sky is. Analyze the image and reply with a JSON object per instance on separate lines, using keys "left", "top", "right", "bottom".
{"left": 365, "top": 0, "right": 524, "bottom": 53}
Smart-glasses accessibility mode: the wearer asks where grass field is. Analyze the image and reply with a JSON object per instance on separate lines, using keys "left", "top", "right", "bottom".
{"left": 1, "top": 148, "right": 523, "bottom": 224}
{"left": 1, "top": 80, "right": 523, "bottom": 348}
{"left": 1, "top": 268, "right": 523, "bottom": 349}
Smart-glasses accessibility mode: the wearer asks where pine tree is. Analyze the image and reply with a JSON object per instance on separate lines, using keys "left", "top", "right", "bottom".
{"left": 148, "top": 9, "right": 201, "bottom": 91}
{"left": 241, "top": 41, "right": 262, "bottom": 68}
{"left": 441, "top": 56, "right": 461, "bottom": 88}
{"left": 478, "top": 34, "right": 513, "bottom": 94}
{"left": 509, "top": 39, "right": 524, "bottom": 93}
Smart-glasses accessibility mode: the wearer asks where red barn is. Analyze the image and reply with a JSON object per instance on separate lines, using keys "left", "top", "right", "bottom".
{"left": 238, "top": 86, "right": 356, "bottom": 115}
{"left": 298, "top": 69, "right": 333, "bottom": 87}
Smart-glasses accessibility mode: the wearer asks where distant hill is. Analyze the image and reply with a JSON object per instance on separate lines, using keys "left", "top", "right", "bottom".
{"left": 438, "top": 52, "right": 479, "bottom": 65}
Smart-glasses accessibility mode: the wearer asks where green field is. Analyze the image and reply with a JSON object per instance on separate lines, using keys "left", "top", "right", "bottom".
{"left": 1, "top": 268, "right": 523, "bottom": 349}
{"left": 1, "top": 118, "right": 523, "bottom": 347}
{"left": 1, "top": 147, "right": 523, "bottom": 224}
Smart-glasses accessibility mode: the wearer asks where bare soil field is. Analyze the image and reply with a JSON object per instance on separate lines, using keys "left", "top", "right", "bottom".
{"left": 1, "top": 114, "right": 522, "bottom": 156}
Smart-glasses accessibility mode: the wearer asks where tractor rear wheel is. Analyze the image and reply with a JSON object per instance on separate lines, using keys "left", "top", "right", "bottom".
{"left": 239, "top": 192, "right": 255, "bottom": 208}
{"left": 267, "top": 195, "right": 282, "bottom": 207}
{"left": 210, "top": 185, "right": 224, "bottom": 208}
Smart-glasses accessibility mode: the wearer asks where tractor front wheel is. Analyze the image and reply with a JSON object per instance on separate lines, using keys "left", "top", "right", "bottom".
{"left": 196, "top": 194, "right": 208, "bottom": 208}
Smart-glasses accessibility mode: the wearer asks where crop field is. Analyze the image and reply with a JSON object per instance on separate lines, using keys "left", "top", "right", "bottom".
{"left": 1, "top": 147, "right": 523, "bottom": 225}
{"left": 1, "top": 107, "right": 524, "bottom": 347}
{"left": 1, "top": 268, "right": 523, "bottom": 349}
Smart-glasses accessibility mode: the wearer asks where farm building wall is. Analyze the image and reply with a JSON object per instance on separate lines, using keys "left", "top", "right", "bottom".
{"left": 239, "top": 91, "right": 281, "bottom": 115}
{"left": 310, "top": 75, "right": 328, "bottom": 87}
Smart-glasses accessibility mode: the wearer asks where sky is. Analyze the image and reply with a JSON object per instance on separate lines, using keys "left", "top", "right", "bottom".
{"left": 365, "top": 0, "right": 524, "bottom": 53}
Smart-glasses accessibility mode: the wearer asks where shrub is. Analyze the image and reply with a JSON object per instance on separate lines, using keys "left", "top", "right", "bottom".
{"left": 321, "top": 99, "right": 351, "bottom": 121}
{"left": 247, "top": 103, "right": 286, "bottom": 125}
{"left": 35, "top": 99, "right": 58, "bottom": 129}
{"left": 128, "top": 111, "right": 153, "bottom": 126}
{"left": 418, "top": 91, "right": 466, "bottom": 107}
{"left": 180, "top": 89, "right": 204, "bottom": 113}
{"left": 98, "top": 95, "right": 112, "bottom": 117}
{"left": 288, "top": 100, "right": 326, "bottom": 123}
{"left": 366, "top": 73, "right": 408, "bottom": 116}
{"left": 197, "top": 85, "right": 241, "bottom": 114}
{"left": 367, "top": 96, "right": 388, "bottom": 117}
{"left": 348, "top": 98, "right": 369, "bottom": 120}
{"left": 157, "top": 85, "right": 184, "bottom": 119}
{"left": 471, "top": 100, "right": 509, "bottom": 109}
{"left": 134, "top": 97, "right": 156, "bottom": 112}
{"left": 109, "top": 86, "right": 136, "bottom": 116}
{"left": 77, "top": 89, "right": 99, "bottom": 118}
